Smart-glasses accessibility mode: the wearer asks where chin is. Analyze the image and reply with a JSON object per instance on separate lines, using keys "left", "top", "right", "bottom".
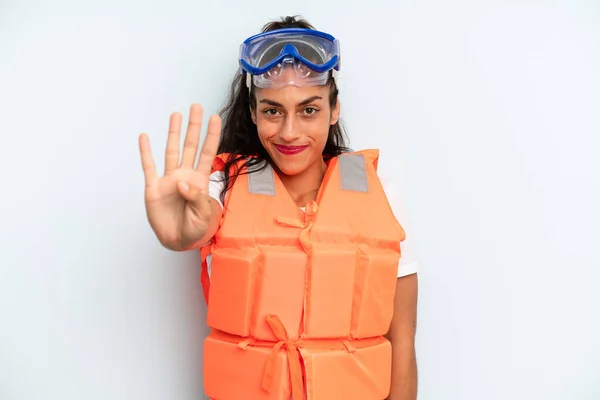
{"left": 274, "top": 162, "right": 305, "bottom": 177}
{"left": 270, "top": 156, "right": 308, "bottom": 177}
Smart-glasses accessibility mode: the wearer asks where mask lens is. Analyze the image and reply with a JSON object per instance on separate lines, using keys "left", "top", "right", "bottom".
{"left": 295, "top": 62, "right": 311, "bottom": 78}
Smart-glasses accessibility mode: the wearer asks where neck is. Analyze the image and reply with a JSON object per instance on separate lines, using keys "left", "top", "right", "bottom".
{"left": 277, "top": 158, "right": 328, "bottom": 207}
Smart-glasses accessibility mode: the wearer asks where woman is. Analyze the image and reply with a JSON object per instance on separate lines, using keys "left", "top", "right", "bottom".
{"left": 139, "top": 16, "right": 418, "bottom": 400}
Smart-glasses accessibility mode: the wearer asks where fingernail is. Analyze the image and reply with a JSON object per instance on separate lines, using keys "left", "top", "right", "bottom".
{"left": 179, "top": 181, "right": 190, "bottom": 191}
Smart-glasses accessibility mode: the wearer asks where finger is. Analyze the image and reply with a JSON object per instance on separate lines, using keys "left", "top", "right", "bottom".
{"left": 139, "top": 133, "right": 158, "bottom": 187}
{"left": 180, "top": 104, "right": 204, "bottom": 168}
{"left": 165, "top": 112, "right": 182, "bottom": 173}
{"left": 195, "top": 114, "right": 222, "bottom": 185}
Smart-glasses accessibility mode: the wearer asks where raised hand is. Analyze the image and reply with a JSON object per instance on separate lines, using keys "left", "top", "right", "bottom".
{"left": 139, "top": 104, "right": 222, "bottom": 251}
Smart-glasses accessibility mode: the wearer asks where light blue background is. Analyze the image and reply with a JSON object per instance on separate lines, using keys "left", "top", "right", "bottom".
{"left": 1, "top": 1, "right": 599, "bottom": 399}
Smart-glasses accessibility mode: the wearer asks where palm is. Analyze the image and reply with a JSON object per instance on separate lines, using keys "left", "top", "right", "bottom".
{"left": 139, "top": 104, "right": 222, "bottom": 250}
{"left": 144, "top": 168, "right": 208, "bottom": 247}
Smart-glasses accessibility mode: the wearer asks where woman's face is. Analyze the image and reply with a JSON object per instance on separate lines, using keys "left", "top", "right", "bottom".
{"left": 251, "top": 71, "right": 340, "bottom": 177}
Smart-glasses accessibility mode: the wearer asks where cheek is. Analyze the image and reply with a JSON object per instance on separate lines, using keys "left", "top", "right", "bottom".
{"left": 307, "top": 116, "right": 331, "bottom": 143}
{"left": 256, "top": 118, "right": 280, "bottom": 142}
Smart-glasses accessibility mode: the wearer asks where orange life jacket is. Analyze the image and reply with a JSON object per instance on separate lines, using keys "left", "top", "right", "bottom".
{"left": 200, "top": 149, "right": 405, "bottom": 400}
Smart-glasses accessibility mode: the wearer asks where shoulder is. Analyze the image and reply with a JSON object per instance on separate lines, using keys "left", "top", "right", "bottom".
{"left": 338, "top": 149, "right": 380, "bottom": 167}
{"left": 370, "top": 155, "right": 407, "bottom": 222}
{"left": 369, "top": 155, "right": 421, "bottom": 275}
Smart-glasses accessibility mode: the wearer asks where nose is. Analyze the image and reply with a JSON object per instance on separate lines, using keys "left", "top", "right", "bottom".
{"left": 279, "top": 113, "right": 301, "bottom": 142}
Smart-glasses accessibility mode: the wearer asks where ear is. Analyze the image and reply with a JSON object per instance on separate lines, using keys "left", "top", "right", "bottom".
{"left": 330, "top": 98, "right": 340, "bottom": 125}
{"left": 250, "top": 106, "right": 257, "bottom": 125}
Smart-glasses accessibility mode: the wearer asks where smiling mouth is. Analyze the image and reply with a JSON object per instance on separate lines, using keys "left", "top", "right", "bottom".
{"left": 274, "top": 144, "right": 308, "bottom": 155}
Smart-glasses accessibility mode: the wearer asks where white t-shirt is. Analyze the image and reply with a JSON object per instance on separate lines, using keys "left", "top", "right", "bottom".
{"left": 206, "top": 168, "right": 419, "bottom": 278}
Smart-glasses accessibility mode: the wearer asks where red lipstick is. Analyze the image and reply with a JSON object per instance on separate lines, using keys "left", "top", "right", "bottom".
{"left": 274, "top": 144, "right": 308, "bottom": 155}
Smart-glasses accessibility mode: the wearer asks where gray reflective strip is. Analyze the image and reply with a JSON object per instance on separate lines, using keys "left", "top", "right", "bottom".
{"left": 338, "top": 154, "right": 368, "bottom": 192}
{"left": 247, "top": 161, "right": 276, "bottom": 196}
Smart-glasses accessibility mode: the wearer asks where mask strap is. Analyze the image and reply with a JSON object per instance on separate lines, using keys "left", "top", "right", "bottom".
{"left": 246, "top": 72, "right": 252, "bottom": 90}
{"left": 331, "top": 69, "right": 339, "bottom": 88}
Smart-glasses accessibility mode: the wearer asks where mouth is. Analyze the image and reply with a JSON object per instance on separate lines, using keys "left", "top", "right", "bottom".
{"left": 274, "top": 144, "right": 309, "bottom": 155}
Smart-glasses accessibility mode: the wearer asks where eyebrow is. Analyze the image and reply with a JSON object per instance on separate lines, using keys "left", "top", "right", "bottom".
{"left": 259, "top": 96, "right": 323, "bottom": 107}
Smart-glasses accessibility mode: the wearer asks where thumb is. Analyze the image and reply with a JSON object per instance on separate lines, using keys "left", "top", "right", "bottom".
{"left": 177, "top": 180, "right": 206, "bottom": 203}
{"left": 177, "top": 180, "right": 212, "bottom": 217}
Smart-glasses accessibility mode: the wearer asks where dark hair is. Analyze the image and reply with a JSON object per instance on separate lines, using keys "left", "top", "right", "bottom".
{"left": 216, "top": 15, "right": 350, "bottom": 205}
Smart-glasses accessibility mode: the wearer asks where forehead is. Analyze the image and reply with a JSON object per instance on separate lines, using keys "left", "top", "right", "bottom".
{"left": 255, "top": 83, "right": 329, "bottom": 105}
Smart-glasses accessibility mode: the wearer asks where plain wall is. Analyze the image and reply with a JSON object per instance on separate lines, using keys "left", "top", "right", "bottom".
{"left": 1, "top": 0, "right": 599, "bottom": 399}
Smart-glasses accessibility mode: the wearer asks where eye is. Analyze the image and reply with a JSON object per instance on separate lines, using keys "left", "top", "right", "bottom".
{"left": 263, "top": 108, "right": 281, "bottom": 116}
{"left": 303, "top": 107, "right": 318, "bottom": 116}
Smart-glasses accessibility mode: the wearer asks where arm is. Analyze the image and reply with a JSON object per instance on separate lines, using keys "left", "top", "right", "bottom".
{"left": 386, "top": 273, "right": 418, "bottom": 400}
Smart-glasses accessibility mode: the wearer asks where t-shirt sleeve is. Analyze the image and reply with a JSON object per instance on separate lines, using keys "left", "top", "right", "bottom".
{"left": 208, "top": 171, "right": 226, "bottom": 209}
{"left": 205, "top": 171, "right": 227, "bottom": 277}
{"left": 377, "top": 170, "right": 420, "bottom": 278}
